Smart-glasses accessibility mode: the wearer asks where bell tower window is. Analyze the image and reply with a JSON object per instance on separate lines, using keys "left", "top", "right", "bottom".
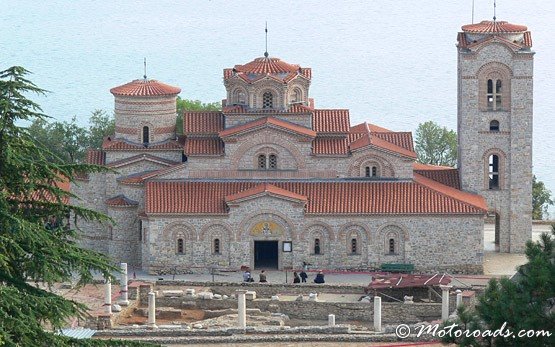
{"left": 262, "top": 91, "right": 273, "bottom": 109}
{"left": 268, "top": 154, "right": 277, "bottom": 169}
{"left": 487, "top": 79, "right": 502, "bottom": 111}
{"left": 490, "top": 120, "right": 500, "bottom": 132}
{"left": 142, "top": 126, "right": 150, "bottom": 144}
{"left": 488, "top": 154, "right": 500, "bottom": 189}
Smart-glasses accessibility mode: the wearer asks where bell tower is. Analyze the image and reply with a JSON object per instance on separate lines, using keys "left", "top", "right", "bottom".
{"left": 457, "top": 20, "right": 534, "bottom": 252}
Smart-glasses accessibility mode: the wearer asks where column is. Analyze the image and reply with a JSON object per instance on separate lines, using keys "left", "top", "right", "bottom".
{"left": 456, "top": 291, "right": 463, "bottom": 308}
{"left": 440, "top": 285, "right": 452, "bottom": 321}
{"left": 104, "top": 279, "right": 112, "bottom": 315}
{"left": 236, "top": 290, "right": 247, "bottom": 329}
{"left": 118, "top": 263, "right": 129, "bottom": 306}
{"left": 373, "top": 296, "right": 382, "bottom": 332}
{"left": 328, "top": 314, "right": 336, "bottom": 327}
{"left": 147, "top": 291, "right": 157, "bottom": 329}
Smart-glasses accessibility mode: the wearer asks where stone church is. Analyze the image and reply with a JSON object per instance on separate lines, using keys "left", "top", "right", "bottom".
{"left": 72, "top": 18, "right": 533, "bottom": 274}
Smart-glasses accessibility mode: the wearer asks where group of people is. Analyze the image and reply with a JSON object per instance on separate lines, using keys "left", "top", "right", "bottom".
{"left": 242, "top": 269, "right": 325, "bottom": 284}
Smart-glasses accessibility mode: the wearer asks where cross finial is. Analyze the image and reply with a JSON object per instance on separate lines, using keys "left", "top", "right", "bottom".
{"left": 493, "top": 0, "right": 497, "bottom": 22}
{"left": 264, "top": 22, "right": 269, "bottom": 58}
{"left": 143, "top": 58, "right": 147, "bottom": 80}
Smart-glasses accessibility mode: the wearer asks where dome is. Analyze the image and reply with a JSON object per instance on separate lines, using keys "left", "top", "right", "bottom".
{"left": 461, "top": 20, "right": 527, "bottom": 34}
{"left": 110, "top": 79, "right": 181, "bottom": 97}
{"left": 235, "top": 57, "right": 300, "bottom": 75}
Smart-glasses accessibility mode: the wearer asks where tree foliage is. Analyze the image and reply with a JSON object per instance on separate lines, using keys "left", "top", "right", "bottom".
{"left": 175, "top": 96, "right": 221, "bottom": 135}
{"left": 414, "top": 121, "right": 457, "bottom": 167}
{"left": 533, "top": 175, "right": 554, "bottom": 220}
{"left": 0, "top": 67, "right": 154, "bottom": 346}
{"left": 28, "top": 110, "right": 114, "bottom": 163}
{"left": 442, "top": 225, "right": 555, "bottom": 346}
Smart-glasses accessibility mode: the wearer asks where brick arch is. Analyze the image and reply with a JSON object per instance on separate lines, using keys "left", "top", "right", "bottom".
{"left": 138, "top": 121, "right": 155, "bottom": 143}
{"left": 231, "top": 133, "right": 306, "bottom": 170}
{"left": 303, "top": 223, "right": 334, "bottom": 254}
{"left": 303, "top": 222, "right": 334, "bottom": 242}
{"left": 338, "top": 223, "right": 370, "bottom": 260}
{"left": 377, "top": 224, "right": 408, "bottom": 262}
{"left": 164, "top": 221, "right": 197, "bottom": 241}
{"left": 477, "top": 61, "right": 512, "bottom": 112}
{"left": 237, "top": 209, "right": 296, "bottom": 241}
{"left": 287, "top": 83, "right": 307, "bottom": 103}
{"left": 348, "top": 154, "right": 395, "bottom": 178}
{"left": 199, "top": 222, "right": 233, "bottom": 242}
{"left": 252, "top": 81, "right": 284, "bottom": 109}
{"left": 230, "top": 86, "right": 248, "bottom": 105}
{"left": 482, "top": 148, "right": 507, "bottom": 190}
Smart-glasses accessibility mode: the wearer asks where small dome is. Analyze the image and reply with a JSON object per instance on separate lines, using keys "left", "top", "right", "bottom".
{"left": 462, "top": 20, "right": 527, "bottom": 34}
{"left": 235, "top": 57, "right": 300, "bottom": 75}
{"left": 110, "top": 79, "right": 181, "bottom": 97}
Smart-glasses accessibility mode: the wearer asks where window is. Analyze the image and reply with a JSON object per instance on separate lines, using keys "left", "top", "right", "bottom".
{"left": 351, "top": 238, "right": 357, "bottom": 254}
{"left": 262, "top": 91, "right": 273, "bottom": 109}
{"left": 488, "top": 154, "right": 500, "bottom": 189}
{"left": 372, "top": 166, "right": 378, "bottom": 177}
{"left": 234, "top": 89, "right": 246, "bottom": 105}
{"left": 138, "top": 221, "right": 142, "bottom": 241}
{"left": 109, "top": 226, "right": 113, "bottom": 240}
{"left": 258, "top": 154, "right": 267, "bottom": 169}
{"left": 388, "top": 238, "right": 395, "bottom": 254}
{"left": 291, "top": 88, "right": 302, "bottom": 103}
{"left": 142, "top": 126, "right": 150, "bottom": 144}
{"left": 365, "top": 166, "right": 370, "bottom": 177}
{"left": 214, "top": 238, "right": 220, "bottom": 254}
{"left": 177, "top": 238, "right": 184, "bottom": 254}
{"left": 487, "top": 79, "right": 502, "bottom": 111}
{"left": 268, "top": 154, "right": 277, "bottom": 169}
{"left": 314, "top": 238, "right": 321, "bottom": 255}
{"left": 489, "top": 120, "right": 500, "bottom": 132}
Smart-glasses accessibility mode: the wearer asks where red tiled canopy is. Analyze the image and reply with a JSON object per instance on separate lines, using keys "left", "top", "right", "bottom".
{"left": 461, "top": 20, "right": 527, "bottom": 34}
{"left": 110, "top": 79, "right": 181, "bottom": 97}
{"left": 145, "top": 178, "right": 487, "bottom": 215}
{"left": 235, "top": 57, "right": 300, "bottom": 75}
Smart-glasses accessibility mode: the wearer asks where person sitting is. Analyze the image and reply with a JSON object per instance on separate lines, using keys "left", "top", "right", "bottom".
{"left": 293, "top": 271, "right": 301, "bottom": 283}
{"left": 314, "top": 270, "right": 325, "bottom": 284}
{"left": 243, "top": 270, "right": 254, "bottom": 282}
{"left": 259, "top": 270, "right": 267, "bottom": 283}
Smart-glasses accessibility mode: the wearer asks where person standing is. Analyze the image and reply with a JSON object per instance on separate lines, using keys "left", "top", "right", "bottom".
{"left": 299, "top": 270, "right": 308, "bottom": 283}
{"left": 259, "top": 270, "right": 267, "bottom": 283}
{"left": 293, "top": 271, "right": 301, "bottom": 284}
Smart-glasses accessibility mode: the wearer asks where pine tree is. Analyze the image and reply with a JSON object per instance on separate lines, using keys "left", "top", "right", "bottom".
{"left": 0, "top": 67, "right": 153, "bottom": 346}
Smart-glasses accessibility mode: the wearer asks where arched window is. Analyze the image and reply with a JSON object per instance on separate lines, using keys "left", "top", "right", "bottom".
{"left": 234, "top": 89, "right": 246, "bottom": 105}
{"left": 489, "top": 120, "right": 500, "bottom": 132}
{"left": 488, "top": 154, "right": 500, "bottom": 189}
{"left": 291, "top": 88, "right": 302, "bottom": 103}
{"left": 487, "top": 79, "right": 502, "bottom": 111}
{"left": 142, "top": 126, "right": 150, "bottom": 144}
{"left": 268, "top": 154, "right": 277, "bottom": 169}
{"left": 388, "top": 238, "right": 395, "bottom": 254}
{"left": 365, "top": 166, "right": 370, "bottom": 177}
{"left": 177, "top": 238, "right": 184, "bottom": 254}
{"left": 351, "top": 238, "right": 357, "bottom": 254}
{"left": 314, "top": 238, "right": 321, "bottom": 255}
{"left": 258, "top": 154, "right": 267, "bottom": 169}
{"left": 372, "top": 166, "right": 378, "bottom": 177}
{"left": 262, "top": 91, "right": 273, "bottom": 109}
{"left": 214, "top": 238, "right": 220, "bottom": 254}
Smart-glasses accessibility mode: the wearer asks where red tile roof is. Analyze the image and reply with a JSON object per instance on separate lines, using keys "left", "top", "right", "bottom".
{"left": 105, "top": 194, "right": 139, "bottom": 207}
{"left": 119, "top": 164, "right": 186, "bottom": 185}
{"left": 86, "top": 149, "right": 106, "bottom": 165}
{"left": 312, "top": 109, "right": 350, "bottom": 133}
{"left": 102, "top": 137, "right": 183, "bottom": 151}
{"left": 225, "top": 183, "right": 307, "bottom": 203}
{"left": 461, "top": 20, "right": 527, "bottom": 34}
{"left": 107, "top": 154, "right": 179, "bottom": 168}
{"left": 224, "top": 57, "right": 311, "bottom": 82}
{"left": 312, "top": 137, "right": 349, "bottom": 155}
{"left": 145, "top": 179, "right": 487, "bottom": 215}
{"left": 110, "top": 79, "right": 181, "bottom": 97}
{"left": 219, "top": 117, "right": 316, "bottom": 138}
{"left": 348, "top": 123, "right": 416, "bottom": 158}
{"left": 183, "top": 111, "right": 224, "bottom": 134}
{"left": 184, "top": 138, "right": 224, "bottom": 156}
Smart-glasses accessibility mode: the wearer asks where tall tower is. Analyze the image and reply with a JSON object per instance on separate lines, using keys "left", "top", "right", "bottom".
{"left": 457, "top": 20, "right": 534, "bottom": 252}
{"left": 110, "top": 79, "right": 181, "bottom": 144}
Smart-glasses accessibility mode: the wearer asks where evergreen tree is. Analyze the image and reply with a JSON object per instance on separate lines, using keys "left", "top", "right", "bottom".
{"left": 0, "top": 66, "right": 153, "bottom": 346}
{"left": 414, "top": 120, "right": 458, "bottom": 167}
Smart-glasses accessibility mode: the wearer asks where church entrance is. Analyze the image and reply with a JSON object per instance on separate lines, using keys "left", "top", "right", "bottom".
{"left": 254, "top": 241, "right": 278, "bottom": 269}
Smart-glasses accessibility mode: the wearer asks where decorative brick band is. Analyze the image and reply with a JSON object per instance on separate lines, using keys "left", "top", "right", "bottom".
{"left": 115, "top": 126, "right": 138, "bottom": 135}
{"left": 153, "top": 125, "right": 176, "bottom": 134}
